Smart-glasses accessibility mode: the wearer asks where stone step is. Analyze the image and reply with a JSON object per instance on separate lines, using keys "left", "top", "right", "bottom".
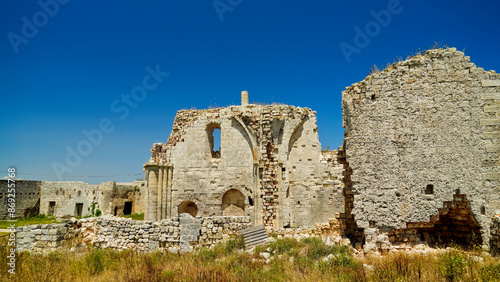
{"left": 239, "top": 225, "right": 266, "bottom": 236}
{"left": 239, "top": 225, "right": 267, "bottom": 248}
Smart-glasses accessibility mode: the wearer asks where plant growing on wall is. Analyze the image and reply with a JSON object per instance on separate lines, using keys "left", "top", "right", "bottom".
{"left": 88, "top": 201, "right": 102, "bottom": 217}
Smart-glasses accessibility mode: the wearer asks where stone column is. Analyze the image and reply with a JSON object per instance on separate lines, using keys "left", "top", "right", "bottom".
{"left": 144, "top": 164, "right": 158, "bottom": 221}
{"left": 166, "top": 166, "right": 173, "bottom": 218}
{"left": 241, "top": 90, "right": 249, "bottom": 106}
{"left": 157, "top": 166, "right": 163, "bottom": 222}
{"left": 162, "top": 165, "right": 168, "bottom": 219}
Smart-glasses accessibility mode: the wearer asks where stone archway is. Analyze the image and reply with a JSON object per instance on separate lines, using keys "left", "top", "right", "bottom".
{"left": 178, "top": 201, "right": 198, "bottom": 217}
{"left": 222, "top": 189, "right": 245, "bottom": 216}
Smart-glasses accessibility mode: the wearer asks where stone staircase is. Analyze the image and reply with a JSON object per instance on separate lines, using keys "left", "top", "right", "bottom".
{"left": 239, "top": 225, "right": 268, "bottom": 249}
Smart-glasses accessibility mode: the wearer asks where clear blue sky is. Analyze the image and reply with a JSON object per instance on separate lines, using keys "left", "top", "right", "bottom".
{"left": 1, "top": 0, "right": 499, "bottom": 184}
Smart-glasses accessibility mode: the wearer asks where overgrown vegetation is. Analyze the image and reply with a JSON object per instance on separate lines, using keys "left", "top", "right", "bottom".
{"left": 1, "top": 235, "right": 500, "bottom": 281}
{"left": 88, "top": 202, "right": 102, "bottom": 217}
{"left": 368, "top": 42, "right": 453, "bottom": 75}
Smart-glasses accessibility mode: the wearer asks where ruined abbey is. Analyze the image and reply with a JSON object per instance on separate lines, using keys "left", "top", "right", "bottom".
{"left": 143, "top": 48, "right": 499, "bottom": 252}
{"left": 4, "top": 48, "right": 499, "bottom": 253}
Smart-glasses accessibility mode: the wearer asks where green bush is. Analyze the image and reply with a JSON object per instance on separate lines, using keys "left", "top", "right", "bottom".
{"left": 268, "top": 237, "right": 300, "bottom": 255}
{"left": 84, "top": 249, "right": 108, "bottom": 276}
{"left": 225, "top": 235, "right": 245, "bottom": 253}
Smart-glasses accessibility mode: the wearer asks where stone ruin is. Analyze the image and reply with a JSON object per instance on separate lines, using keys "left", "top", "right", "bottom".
{"left": 342, "top": 47, "right": 499, "bottom": 252}
{"left": 144, "top": 47, "right": 499, "bottom": 253}
{"left": 0, "top": 180, "right": 145, "bottom": 219}
{"left": 7, "top": 47, "right": 499, "bottom": 254}
{"left": 143, "top": 92, "right": 344, "bottom": 230}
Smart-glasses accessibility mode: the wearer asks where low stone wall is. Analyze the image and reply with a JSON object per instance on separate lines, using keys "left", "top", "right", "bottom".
{"left": 16, "top": 215, "right": 251, "bottom": 253}
{"left": 16, "top": 221, "right": 78, "bottom": 253}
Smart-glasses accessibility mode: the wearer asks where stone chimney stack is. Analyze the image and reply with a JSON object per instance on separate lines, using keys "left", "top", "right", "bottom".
{"left": 241, "top": 90, "right": 249, "bottom": 106}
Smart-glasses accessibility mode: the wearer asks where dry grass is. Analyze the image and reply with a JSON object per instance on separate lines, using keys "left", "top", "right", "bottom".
{"left": 1, "top": 236, "right": 500, "bottom": 281}
{"left": 363, "top": 247, "right": 500, "bottom": 282}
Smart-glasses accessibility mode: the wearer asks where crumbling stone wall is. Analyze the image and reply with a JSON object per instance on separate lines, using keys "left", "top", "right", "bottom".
{"left": 101, "top": 181, "right": 145, "bottom": 216}
{"left": 144, "top": 102, "right": 344, "bottom": 230}
{"left": 39, "top": 181, "right": 145, "bottom": 218}
{"left": 0, "top": 180, "right": 41, "bottom": 219}
{"left": 16, "top": 221, "right": 78, "bottom": 253}
{"left": 40, "top": 181, "right": 108, "bottom": 217}
{"left": 342, "top": 48, "right": 499, "bottom": 251}
{"left": 17, "top": 215, "right": 251, "bottom": 253}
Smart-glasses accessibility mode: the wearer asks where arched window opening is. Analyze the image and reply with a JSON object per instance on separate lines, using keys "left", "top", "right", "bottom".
{"left": 207, "top": 123, "right": 221, "bottom": 158}
{"left": 222, "top": 189, "right": 245, "bottom": 216}
{"left": 178, "top": 201, "right": 198, "bottom": 217}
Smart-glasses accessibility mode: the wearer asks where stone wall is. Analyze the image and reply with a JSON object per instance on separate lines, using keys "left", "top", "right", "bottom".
{"left": 16, "top": 215, "right": 251, "bottom": 253}
{"left": 40, "top": 181, "right": 107, "bottom": 217}
{"left": 342, "top": 47, "right": 499, "bottom": 251}
{"left": 39, "top": 181, "right": 145, "bottom": 218}
{"left": 144, "top": 102, "right": 344, "bottom": 230}
{"left": 0, "top": 180, "right": 41, "bottom": 219}
{"left": 0, "top": 180, "right": 144, "bottom": 220}
{"left": 16, "top": 220, "right": 78, "bottom": 253}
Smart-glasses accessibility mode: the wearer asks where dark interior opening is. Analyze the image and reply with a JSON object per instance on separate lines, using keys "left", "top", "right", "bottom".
{"left": 123, "top": 201, "right": 133, "bottom": 215}
{"left": 48, "top": 201, "right": 55, "bottom": 216}
{"left": 390, "top": 193, "right": 482, "bottom": 249}
{"left": 425, "top": 184, "right": 434, "bottom": 194}
{"left": 75, "top": 203, "right": 83, "bottom": 217}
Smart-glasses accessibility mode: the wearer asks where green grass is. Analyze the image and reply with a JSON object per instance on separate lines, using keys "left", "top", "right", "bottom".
{"left": 120, "top": 213, "right": 144, "bottom": 220}
{"left": 0, "top": 214, "right": 58, "bottom": 229}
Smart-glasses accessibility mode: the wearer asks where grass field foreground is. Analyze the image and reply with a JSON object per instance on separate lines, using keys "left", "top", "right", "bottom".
{"left": 1, "top": 235, "right": 500, "bottom": 281}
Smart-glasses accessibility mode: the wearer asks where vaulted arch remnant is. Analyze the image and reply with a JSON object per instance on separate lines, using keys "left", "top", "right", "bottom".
{"left": 178, "top": 201, "right": 198, "bottom": 217}
{"left": 222, "top": 189, "right": 245, "bottom": 216}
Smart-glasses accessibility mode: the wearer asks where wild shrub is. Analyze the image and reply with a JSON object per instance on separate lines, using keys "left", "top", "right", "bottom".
{"left": 480, "top": 261, "right": 500, "bottom": 281}
{"left": 84, "top": 249, "right": 108, "bottom": 275}
{"left": 439, "top": 248, "right": 467, "bottom": 282}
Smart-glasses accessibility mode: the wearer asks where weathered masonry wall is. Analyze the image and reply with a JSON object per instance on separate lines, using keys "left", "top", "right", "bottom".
{"left": 17, "top": 215, "right": 252, "bottom": 253}
{"left": 342, "top": 48, "right": 499, "bottom": 251}
{"left": 144, "top": 102, "right": 344, "bottom": 230}
{"left": 0, "top": 180, "right": 145, "bottom": 219}
{"left": 40, "top": 181, "right": 109, "bottom": 218}
{"left": 40, "top": 181, "right": 145, "bottom": 218}
{"left": 0, "top": 180, "right": 41, "bottom": 219}
{"left": 16, "top": 221, "right": 79, "bottom": 253}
